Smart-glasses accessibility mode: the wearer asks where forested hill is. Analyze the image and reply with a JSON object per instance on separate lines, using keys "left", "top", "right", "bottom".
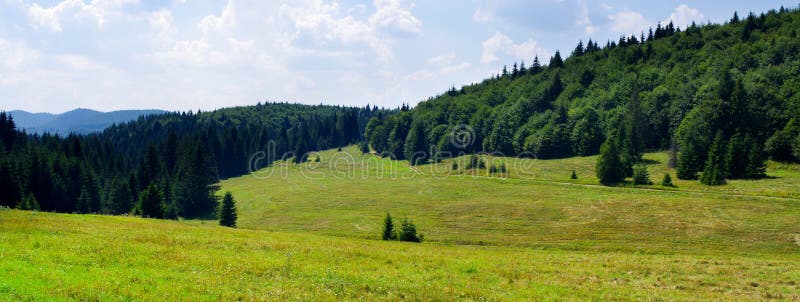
{"left": 366, "top": 7, "right": 800, "bottom": 169}
{"left": 0, "top": 103, "right": 388, "bottom": 218}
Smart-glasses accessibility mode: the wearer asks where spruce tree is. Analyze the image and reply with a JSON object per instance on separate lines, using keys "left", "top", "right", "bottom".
{"left": 549, "top": 51, "right": 564, "bottom": 68}
{"left": 701, "top": 132, "right": 727, "bottom": 186}
{"left": 744, "top": 135, "right": 766, "bottom": 178}
{"left": 725, "top": 132, "right": 747, "bottom": 179}
{"left": 633, "top": 164, "right": 652, "bottom": 185}
{"left": 661, "top": 173, "right": 674, "bottom": 187}
{"left": 218, "top": 192, "right": 238, "bottom": 228}
{"left": 382, "top": 213, "right": 396, "bottom": 240}
{"left": 136, "top": 183, "right": 164, "bottom": 218}
{"left": 596, "top": 135, "right": 626, "bottom": 185}
{"left": 570, "top": 170, "right": 578, "bottom": 179}
{"left": 17, "top": 193, "right": 40, "bottom": 211}
{"left": 398, "top": 219, "right": 421, "bottom": 242}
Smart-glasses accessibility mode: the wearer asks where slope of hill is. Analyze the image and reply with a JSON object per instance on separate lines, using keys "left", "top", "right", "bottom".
{"left": 366, "top": 7, "right": 800, "bottom": 172}
{"left": 220, "top": 146, "right": 800, "bottom": 255}
{"left": 8, "top": 108, "right": 167, "bottom": 135}
{"left": 1, "top": 208, "right": 798, "bottom": 301}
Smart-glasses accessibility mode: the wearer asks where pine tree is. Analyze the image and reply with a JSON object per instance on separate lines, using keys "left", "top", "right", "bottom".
{"left": 17, "top": 193, "right": 40, "bottom": 211}
{"left": 218, "top": 192, "right": 238, "bottom": 227}
{"left": 596, "top": 135, "right": 626, "bottom": 185}
{"left": 570, "top": 170, "right": 578, "bottom": 179}
{"left": 404, "top": 120, "right": 428, "bottom": 166}
{"left": 398, "top": 219, "right": 421, "bottom": 242}
{"left": 661, "top": 173, "right": 675, "bottom": 187}
{"left": 549, "top": 51, "right": 564, "bottom": 68}
{"left": 633, "top": 164, "right": 652, "bottom": 185}
{"left": 382, "top": 213, "right": 396, "bottom": 240}
{"left": 725, "top": 132, "right": 747, "bottom": 179}
{"left": 744, "top": 135, "right": 766, "bottom": 178}
{"left": 701, "top": 132, "right": 727, "bottom": 186}
{"left": 530, "top": 56, "right": 541, "bottom": 74}
{"left": 136, "top": 183, "right": 164, "bottom": 218}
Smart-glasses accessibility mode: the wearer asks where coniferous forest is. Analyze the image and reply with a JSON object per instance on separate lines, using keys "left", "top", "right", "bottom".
{"left": 366, "top": 8, "right": 800, "bottom": 184}
{"left": 0, "top": 103, "right": 386, "bottom": 218}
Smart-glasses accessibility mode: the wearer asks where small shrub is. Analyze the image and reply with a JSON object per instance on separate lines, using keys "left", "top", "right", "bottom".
{"left": 315, "top": 155, "right": 321, "bottom": 162}
{"left": 661, "top": 173, "right": 675, "bottom": 187}
{"left": 489, "top": 164, "right": 498, "bottom": 173}
{"left": 633, "top": 164, "right": 652, "bottom": 185}
{"left": 451, "top": 162, "right": 458, "bottom": 170}
{"left": 570, "top": 170, "right": 578, "bottom": 179}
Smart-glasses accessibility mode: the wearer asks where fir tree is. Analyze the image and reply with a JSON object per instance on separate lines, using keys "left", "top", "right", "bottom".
{"left": 218, "top": 192, "right": 238, "bottom": 228}
{"left": 136, "top": 183, "right": 165, "bottom": 218}
{"left": 382, "top": 213, "right": 396, "bottom": 240}
{"left": 725, "top": 132, "right": 747, "bottom": 179}
{"left": 701, "top": 132, "right": 727, "bottom": 186}
{"left": 17, "top": 193, "right": 40, "bottom": 211}
{"left": 398, "top": 218, "right": 421, "bottom": 242}
{"left": 633, "top": 164, "right": 652, "bottom": 185}
{"left": 661, "top": 173, "right": 675, "bottom": 187}
{"left": 744, "top": 135, "right": 766, "bottom": 178}
{"left": 570, "top": 170, "right": 578, "bottom": 180}
{"left": 549, "top": 51, "right": 564, "bottom": 68}
{"left": 596, "top": 135, "right": 626, "bottom": 185}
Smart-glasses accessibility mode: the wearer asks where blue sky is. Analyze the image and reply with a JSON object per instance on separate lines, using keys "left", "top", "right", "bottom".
{"left": 0, "top": 0, "right": 796, "bottom": 113}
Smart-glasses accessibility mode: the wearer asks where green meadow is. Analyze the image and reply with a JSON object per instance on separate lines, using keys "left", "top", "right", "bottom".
{"left": 2, "top": 146, "right": 799, "bottom": 300}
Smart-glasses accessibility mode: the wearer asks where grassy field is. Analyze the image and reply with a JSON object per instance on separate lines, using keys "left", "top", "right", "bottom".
{"left": 2, "top": 146, "right": 800, "bottom": 300}
{"left": 1, "top": 209, "right": 799, "bottom": 301}
{"left": 220, "top": 146, "right": 800, "bottom": 256}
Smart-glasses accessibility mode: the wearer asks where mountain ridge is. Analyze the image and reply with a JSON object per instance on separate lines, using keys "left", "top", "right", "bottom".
{"left": 8, "top": 108, "right": 167, "bottom": 135}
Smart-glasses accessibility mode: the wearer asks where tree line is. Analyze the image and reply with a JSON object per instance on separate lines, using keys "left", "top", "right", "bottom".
{"left": 0, "top": 103, "right": 388, "bottom": 218}
{"left": 365, "top": 7, "right": 800, "bottom": 184}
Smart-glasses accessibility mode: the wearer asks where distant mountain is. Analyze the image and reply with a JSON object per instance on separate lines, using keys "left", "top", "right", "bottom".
{"left": 8, "top": 108, "right": 167, "bottom": 135}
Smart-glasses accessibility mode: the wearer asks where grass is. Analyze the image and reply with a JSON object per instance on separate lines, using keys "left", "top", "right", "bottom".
{"left": 1, "top": 209, "right": 799, "bottom": 301}
{"left": 220, "top": 146, "right": 800, "bottom": 256}
{"left": 2, "top": 146, "right": 800, "bottom": 300}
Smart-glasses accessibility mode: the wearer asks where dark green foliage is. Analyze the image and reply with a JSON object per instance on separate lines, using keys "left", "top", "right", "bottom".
{"left": 661, "top": 173, "right": 675, "bottom": 187}
{"left": 549, "top": 51, "right": 564, "bottom": 68}
{"left": 570, "top": 170, "right": 577, "bottom": 179}
{"left": 382, "top": 213, "right": 396, "bottom": 240}
{"left": 765, "top": 119, "right": 799, "bottom": 162}
{"left": 136, "top": 184, "right": 164, "bottom": 219}
{"left": 451, "top": 162, "right": 458, "bottom": 171}
{"left": 365, "top": 8, "right": 798, "bottom": 186}
{"left": 633, "top": 164, "right": 652, "bottom": 185}
{"left": 794, "top": 134, "right": 800, "bottom": 160}
{"left": 404, "top": 120, "right": 428, "bottom": 165}
{"left": 744, "top": 137, "right": 767, "bottom": 178}
{"left": 596, "top": 135, "right": 626, "bottom": 185}
{"left": 218, "top": 192, "right": 238, "bottom": 228}
{"left": 398, "top": 219, "right": 421, "bottom": 242}
{"left": 17, "top": 193, "right": 40, "bottom": 211}
{"left": 465, "top": 155, "right": 485, "bottom": 170}
{"left": 725, "top": 132, "right": 748, "bottom": 179}
{"left": 701, "top": 132, "right": 728, "bottom": 186}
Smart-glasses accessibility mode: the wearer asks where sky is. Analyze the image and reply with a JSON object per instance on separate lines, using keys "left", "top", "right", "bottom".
{"left": 0, "top": 0, "right": 797, "bottom": 113}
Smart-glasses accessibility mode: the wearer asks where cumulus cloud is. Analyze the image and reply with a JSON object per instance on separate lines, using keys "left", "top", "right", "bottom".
{"left": 404, "top": 69, "right": 434, "bottom": 81}
{"left": 27, "top": 0, "right": 136, "bottom": 32}
{"left": 608, "top": 10, "right": 652, "bottom": 35}
{"left": 369, "top": 0, "right": 422, "bottom": 36}
{"left": 427, "top": 52, "right": 456, "bottom": 66}
{"left": 663, "top": 4, "right": 704, "bottom": 29}
{"left": 481, "top": 32, "right": 547, "bottom": 64}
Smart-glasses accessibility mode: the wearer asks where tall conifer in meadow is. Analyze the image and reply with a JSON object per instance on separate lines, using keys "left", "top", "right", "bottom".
{"left": 218, "top": 192, "right": 238, "bottom": 228}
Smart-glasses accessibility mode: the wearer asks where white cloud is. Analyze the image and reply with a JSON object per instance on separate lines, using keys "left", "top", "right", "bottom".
{"left": 481, "top": 32, "right": 547, "bottom": 64}
{"left": 369, "top": 0, "right": 422, "bottom": 36}
{"left": 427, "top": 52, "right": 456, "bottom": 66}
{"left": 0, "top": 38, "right": 40, "bottom": 70}
{"left": 405, "top": 69, "right": 434, "bottom": 81}
{"left": 440, "top": 62, "right": 471, "bottom": 74}
{"left": 472, "top": 8, "right": 493, "bottom": 23}
{"left": 27, "top": 0, "right": 137, "bottom": 32}
{"left": 663, "top": 4, "right": 704, "bottom": 29}
{"left": 608, "top": 10, "right": 652, "bottom": 35}
{"left": 576, "top": 1, "right": 595, "bottom": 35}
